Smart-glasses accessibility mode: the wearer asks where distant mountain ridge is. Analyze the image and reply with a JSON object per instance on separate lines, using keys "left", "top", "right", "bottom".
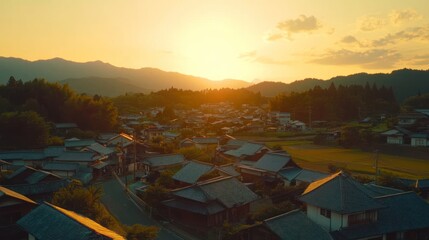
{"left": 0, "top": 57, "right": 251, "bottom": 96}
{"left": 247, "top": 69, "right": 429, "bottom": 102}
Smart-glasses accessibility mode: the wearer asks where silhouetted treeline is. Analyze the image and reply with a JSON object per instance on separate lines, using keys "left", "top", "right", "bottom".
{"left": 112, "top": 88, "right": 264, "bottom": 114}
{"left": 270, "top": 83, "right": 398, "bottom": 122}
{"left": 0, "top": 77, "right": 118, "bottom": 132}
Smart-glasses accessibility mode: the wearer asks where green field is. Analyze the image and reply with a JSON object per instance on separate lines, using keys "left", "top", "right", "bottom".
{"left": 265, "top": 140, "right": 429, "bottom": 179}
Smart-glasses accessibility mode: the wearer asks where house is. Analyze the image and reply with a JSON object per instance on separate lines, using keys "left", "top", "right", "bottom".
{"left": 1, "top": 166, "right": 69, "bottom": 200}
{"left": 0, "top": 150, "right": 47, "bottom": 167}
{"left": 42, "top": 162, "right": 80, "bottom": 178}
{"left": 191, "top": 137, "right": 219, "bottom": 149}
{"left": 300, "top": 172, "right": 429, "bottom": 239}
{"left": 237, "top": 152, "right": 298, "bottom": 184}
{"left": 381, "top": 127, "right": 412, "bottom": 145}
{"left": 64, "top": 138, "right": 96, "bottom": 150}
{"left": 172, "top": 161, "right": 215, "bottom": 186}
{"left": 17, "top": 202, "right": 125, "bottom": 240}
{"left": 397, "top": 110, "right": 429, "bottom": 127}
{"left": 0, "top": 186, "right": 37, "bottom": 240}
{"left": 223, "top": 142, "right": 269, "bottom": 161}
{"left": 180, "top": 138, "right": 196, "bottom": 148}
{"left": 279, "top": 167, "right": 329, "bottom": 186}
{"left": 53, "top": 122, "right": 78, "bottom": 135}
{"left": 161, "top": 176, "right": 258, "bottom": 228}
{"left": 143, "top": 127, "right": 164, "bottom": 141}
{"left": 410, "top": 133, "right": 429, "bottom": 147}
{"left": 276, "top": 112, "right": 291, "bottom": 125}
{"left": 237, "top": 209, "right": 332, "bottom": 240}
{"left": 142, "top": 154, "right": 185, "bottom": 173}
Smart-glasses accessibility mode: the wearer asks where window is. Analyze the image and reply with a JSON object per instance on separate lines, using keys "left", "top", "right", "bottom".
{"left": 320, "top": 208, "right": 331, "bottom": 218}
{"left": 348, "top": 210, "right": 377, "bottom": 226}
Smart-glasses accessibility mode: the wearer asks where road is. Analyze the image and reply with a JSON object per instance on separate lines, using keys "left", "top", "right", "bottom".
{"left": 101, "top": 178, "right": 183, "bottom": 240}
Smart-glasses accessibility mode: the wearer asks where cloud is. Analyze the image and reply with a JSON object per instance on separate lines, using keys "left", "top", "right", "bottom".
{"left": 372, "top": 26, "right": 429, "bottom": 47}
{"left": 390, "top": 9, "right": 420, "bottom": 24}
{"left": 312, "top": 48, "right": 401, "bottom": 68}
{"left": 358, "top": 15, "right": 385, "bottom": 31}
{"left": 411, "top": 54, "right": 429, "bottom": 65}
{"left": 341, "top": 35, "right": 359, "bottom": 44}
{"left": 239, "top": 51, "right": 289, "bottom": 65}
{"left": 267, "top": 15, "right": 322, "bottom": 41}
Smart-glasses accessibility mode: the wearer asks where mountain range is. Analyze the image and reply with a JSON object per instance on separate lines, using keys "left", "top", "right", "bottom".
{"left": 0, "top": 56, "right": 428, "bottom": 101}
{"left": 0, "top": 57, "right": 251, "bottom": 96}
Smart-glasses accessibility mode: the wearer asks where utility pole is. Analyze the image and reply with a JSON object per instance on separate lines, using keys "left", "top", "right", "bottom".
{"left": 133, "top": 129, "right": 137, "bottom": 181}
{"left": 374, "top": 150, "right": 379, "bottom": 183}
{"left": 308, "top": 104, "right": 312, "bottom": 129}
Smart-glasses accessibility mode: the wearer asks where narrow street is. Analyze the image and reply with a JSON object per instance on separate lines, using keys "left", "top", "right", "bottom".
{"left": 101, "top": 178, "right": 184, "bottom": 240}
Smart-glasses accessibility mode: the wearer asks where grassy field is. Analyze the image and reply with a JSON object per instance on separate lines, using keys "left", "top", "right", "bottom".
{"left": 265, "top": 140, "right": 429, "bottom": 179}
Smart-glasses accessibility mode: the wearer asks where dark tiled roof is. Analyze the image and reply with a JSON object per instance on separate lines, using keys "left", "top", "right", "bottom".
{"left": 217, "top": 164, "right": 240, "bottom": 177}
{"left": 361, "top": 184, "right": 404, "bottom": 198}
{"left": 264, "top": 209, "right": 332, "bottom": 240}
{"left": 191, "top": 137, "right": 219, "bottom": 144}
{"left": 279, "top": 167, "right": 303, "bottom": 181}
{"left": 294, "top": 169, "right": 329, "bottom": 183}
{"left": 143, "top": 154, "right": 185, "bottom": 167}
{"left": 54, "top": 151, "right": 98, "bottom": 162}
{"left": 0, "top": 186, "right": 36, "bottom": 204}
{"left": 253, "top": 152, "right": 292, "bottom": 173}
{"left": 162, "top": 199, "right": 225, "bottom": 215}
{"left": 17, "top": 203, "right": 124, "bottom": 240}
{"left": 224, "top": 142, "right": 265, "bottom": 158}
{"left": 172, "top": 161, "right": 214, "bottom": 184}
{"left": 5, "top": 179, "right": 69, "bottom": 196}
{"left": 54, "top": 123, "right": 78, "bottom": 129}
{"left": 300, "top": 172, "right": 384, "bottom": 214}
{"left": 333, "top": 192, "right": 429, "bottom": 239}
{"left": 172, "top": 177, "right": 258, "bottom": 208}
{"left": 0, "top": 150, "right": 46, "bottom": 160}
{"left": 64, "top": 139, "right": 96, "bottom": 148}
{"left": 42, "top": 162, "right": 80, "bottom": 171}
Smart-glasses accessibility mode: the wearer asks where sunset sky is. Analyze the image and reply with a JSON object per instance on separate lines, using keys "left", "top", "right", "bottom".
{"left": 1, "top": 0, "right": 428, "bottom": 82}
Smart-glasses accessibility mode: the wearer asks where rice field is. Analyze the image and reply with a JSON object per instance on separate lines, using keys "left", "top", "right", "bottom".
{"left": 265, "top": 140, "right": 429, "bottom": 179}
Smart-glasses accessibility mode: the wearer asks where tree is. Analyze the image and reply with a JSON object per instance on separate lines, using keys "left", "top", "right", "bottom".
{"left": 140, "top": 184, "right": 169, "bottom": 208}
{"left": 0, "top": 111, "right": 49, "bottom": 149}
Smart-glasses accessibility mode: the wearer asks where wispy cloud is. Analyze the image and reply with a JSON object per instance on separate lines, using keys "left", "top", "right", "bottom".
{"left": 358, "top": 15, "right": 385, "bottom": 31}
{"left": 311, "top": 48, "right": 401, "bottom": 68}
{"left": 390, "top": 9, "right": 421, "bottom": 24}
{"left": 372, "top": 26, "right": 429, "bottom": 47}
{"left": 411, "top": 54, "right": 429, "bottom": 65}
{"left": 239, "top": 51, "right": 289, "bottom": 65}
{"left": 267, "top": 15, "right": 322, "bottom": 41}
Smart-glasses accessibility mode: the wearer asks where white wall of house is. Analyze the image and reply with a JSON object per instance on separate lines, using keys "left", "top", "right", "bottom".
{"left": 306, "top": 205, "right": 347, "bottom": 231}
{"left": 387, "top": 136, "right": 403, "bottom": 144}
{"left": 411, "top": 138, "right": 428, "bottom": 147}
{"left": 277, "top": 112, "right": 291, "bottom": 125}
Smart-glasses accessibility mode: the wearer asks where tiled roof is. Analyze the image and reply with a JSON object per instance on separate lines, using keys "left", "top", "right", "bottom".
{"left": 17, "top": 203, "right": 124, "bottom": 240}
{"left": 143, "top": 154, "right": 185, "bottom": 167}
{"left": 224, "top": 142, "right": 265, "bottom": 158}
{"left": 54, "top": 151, "right": 98, "bottom": 162}
{"left": 172, "top": 161, "right": 214, "bottom": 184}
{"left": 64, "top": 139, "right": 96, "bottom": 148}
{"left": 172, "top": 177, "right": 258, "bottom": 208}
{"left": 253, "top": 152, "right": 292, "bottom": 173}
{"left": 5, "top": 179, "right": 69, "bottom": 196}
{"left": 300, "top": 172, "right": 384, "bottom": 214}
{"left": 264, "top": 209, "right": 332, "bottom": 240}
{"left": 294, "top": 169, "right": 329, "bottom": 183}
{"left": 0, "top": 151, "right": 46, "bottom": 160}
{"left": 192, "top": 137, "right": 219, "bottom": 144}
{"left": 361, "top": 183, "right": 404, "bottom": 198}
{"left": 42, "top": 162, "right": 80, "bottom": 171}
{"left": 333, "top": 192, "right": 429, "bottom": 239}
{"left": 162, "top": 199, "right": 225, "bottom": 215}
{"left": 217, "top": 164, "right": 240, "bottom": 177}
{"left": 54, "top": 123, "right": 78, "bottom": 129}
{"left": 86, "top": 143, "right": 115, "bottom": 155}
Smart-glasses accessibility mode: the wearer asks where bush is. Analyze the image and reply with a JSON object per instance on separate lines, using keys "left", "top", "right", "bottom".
{"left": 126, "top": 224, "right": 159, "bottom": 240}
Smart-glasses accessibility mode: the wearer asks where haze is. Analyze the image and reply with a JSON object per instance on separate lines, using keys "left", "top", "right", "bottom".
{"left": 1, "top": 0, "right": 428, "bottom": 82}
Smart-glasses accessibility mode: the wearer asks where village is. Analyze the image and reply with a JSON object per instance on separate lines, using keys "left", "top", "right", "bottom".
{"left": 1, "top": 101, "right": 429, "bottom": 240}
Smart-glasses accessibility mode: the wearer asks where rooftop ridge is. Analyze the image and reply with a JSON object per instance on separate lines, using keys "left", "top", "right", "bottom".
{"left": 374, "top": 191, "right": 415, "bottom": 199}
{"left": 264, "top": 209, "right": 301, "bottom": 222}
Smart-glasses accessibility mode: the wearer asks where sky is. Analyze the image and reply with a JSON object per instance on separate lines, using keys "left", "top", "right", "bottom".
{"left": 1, "top": 0, "right": 429, "bottom": 82}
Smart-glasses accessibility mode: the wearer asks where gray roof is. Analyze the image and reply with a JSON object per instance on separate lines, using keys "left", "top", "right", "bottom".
{"left": 172, "top": 161, "right": 214, "bottom": 184}
{"left": 42, "top": 162, "right": 80, "bottom": 171}
{"left": 173, "top": 177, "right": 258, "bottom": 208}
{"left": 85, "top": 143, "right": 115, "bottom": 155}
{"left": 44, "top": 146, "right": 65, "bottom": 157}
{"left": 217, "top": 165, "right": 240, "bottom": 177}
{"left": 226, "top": 139, "right": 248, "bottom": 147}
{"left": 362, "top": 184, "right": 404, "bottom": 198}
{"left": 253, "top": 152, "right": 292, "bottom": 172}
{"left": 163, "top": 199, "right": 225, "bottom": 215}
{"left": 224, "top": 142, "right": 265, "bottom": 158}
{"left": 264, "top": 209, "right": 333, "bottom": 240}
{"left": 200, "top": 177, "right": 258, "bottom": 208}
{"left": 143, "top": 154, "right": 185, "bottom": 167}
{"left": 192, "top": 137, "right": 219, "bottom": 144}
{"left": 5, "top": 179, "right": 69, "bottom": 196}
{"left": 279, "top": 167, "right": 303, "bottom": 181}
{"left": 54, "top": 151, "right": 98, "bottom": 162}
{"left": 300, "top": 172, "right": 384, "bottom": 214}
{"left": 0, "top": 150, "right": 46, "bottom": 160}
{"left": 17, "top": 203, "right": 124, "bottom": 240}
{"left": 333, "top": 192, "right": 429, "bottom": 239}
{"left": 295, "top": 169, "right": 329, "bottom": 183}
{"left": 64, "top": 139, "right": 96, "bottom": 148}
